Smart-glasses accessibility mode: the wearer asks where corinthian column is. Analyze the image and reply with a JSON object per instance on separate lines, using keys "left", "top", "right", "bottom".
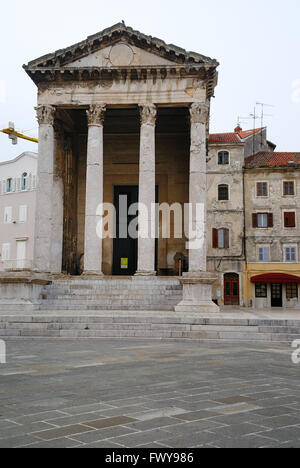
{"left": 188, "top": 102, "right": 209, "bottom": 273}
{"left": 34, "top": 105, "right": 56, "bottom": 272}
{"left": 175, "top": 101, "right": 219, "bottom": 313}
{"left": 84, "top": 104, "right": 106, "bottom": 275}
{"left": 135, "top": 104, "right": 157, "bottom": 276}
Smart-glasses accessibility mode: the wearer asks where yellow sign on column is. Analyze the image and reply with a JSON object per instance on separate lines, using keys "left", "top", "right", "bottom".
{"left": 121, "top": 258, "right": 128, "bottom": 269}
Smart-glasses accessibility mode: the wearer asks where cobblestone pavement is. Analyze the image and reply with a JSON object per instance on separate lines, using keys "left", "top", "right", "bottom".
{"left": 0, "top": 339, "right": 300, "bottom": 448}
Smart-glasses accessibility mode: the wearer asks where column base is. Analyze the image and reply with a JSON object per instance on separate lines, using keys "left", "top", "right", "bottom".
{"left": 82, "top": 271, "right": 104, "bottom": 278}
{"left": 175, "top": 272, "right": 219, "bottom": 313}
{"left": 134, "top": 271, "right": 157, "bottom": 277}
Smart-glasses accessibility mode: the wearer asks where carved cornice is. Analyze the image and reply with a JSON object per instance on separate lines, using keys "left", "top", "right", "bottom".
{"left": 190, "top": 102, "right": 210, "bottom": 125}
{"left": 86, "top": 104, "right": 106, "bottom": 126}
{"left": 24, "top": 66, "right": 218, "bottom": 99}
{"left": 35, "top": 105, "right": 56, "bottom": 126}
{"left": 139, "top": 104, "right": 157, "bottom": 126}
{"left": 24, "top": 23, "right": 219, "bottom": 69}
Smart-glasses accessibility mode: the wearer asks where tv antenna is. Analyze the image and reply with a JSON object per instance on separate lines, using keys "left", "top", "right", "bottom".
{"left": 256, "top": 102, "right": 275, "bottom": 129}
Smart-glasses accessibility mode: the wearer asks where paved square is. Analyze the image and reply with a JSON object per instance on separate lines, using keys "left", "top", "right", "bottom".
{"left": 0, "top": 339, "right": 300, "bottom": 448}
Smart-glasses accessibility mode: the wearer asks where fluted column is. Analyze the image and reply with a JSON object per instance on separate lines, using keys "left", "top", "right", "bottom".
{"left": 34, "top": 105, "right": 56, "bottom": 272}
{"left": 136, "top": 104, "right": 157, "bottom": 276}
{"left": 50, "top": 125, "right": 64, "bottom": 273}
{"left": 175, "top": 101, "right": 219, "bottom": 313}
{"left": 84, "top": 104, "right": 106, "bottom": 275}
{"left": 188, "top": 102, "right": 209, "bottom": 273}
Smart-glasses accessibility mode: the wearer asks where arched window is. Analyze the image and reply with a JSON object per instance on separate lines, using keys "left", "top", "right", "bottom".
{"left": 21, "top": 173, "right": 28, "bottom": 191}
{"left": 218, "top": 151, "right": 229, "bottom": 165}
{"left": 218, "top": 184, "right": 229, "bottom": 201}
{"left": 6, "top": 178, "right": 12, "bottom": 193}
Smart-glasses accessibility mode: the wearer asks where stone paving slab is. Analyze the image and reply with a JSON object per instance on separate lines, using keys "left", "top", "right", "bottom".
{"left": 0, "top": 338, "right": 299, "bottom": 448}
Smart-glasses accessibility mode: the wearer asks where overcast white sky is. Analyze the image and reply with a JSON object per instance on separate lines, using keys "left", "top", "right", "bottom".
{"left": 0, "top": 0, "right": 299, "bottom": 161}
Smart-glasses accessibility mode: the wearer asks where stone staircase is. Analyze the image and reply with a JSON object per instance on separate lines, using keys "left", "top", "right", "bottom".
{"left": 0, "top": 314, "right": 300, "bottom": 343}
{"left": 39, "top": 278, "right": 183, "bottom": 311}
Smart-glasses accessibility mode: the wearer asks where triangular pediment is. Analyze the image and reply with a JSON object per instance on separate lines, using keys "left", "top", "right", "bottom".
{"left": 64, "top": 41, "right": 177, "bottom": 68}
{"left": 24, "top": 23, "right": 218, "bottom": 70}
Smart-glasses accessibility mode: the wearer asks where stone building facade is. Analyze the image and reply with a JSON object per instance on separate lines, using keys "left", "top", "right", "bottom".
{"left": 0, "top": 152, "right": 37, "bottom": 271}
{"left": 243, "top": 152, "right": 300, "bottom": 309}
{"left": 206, "top": 126, "right": 270, "bottom": 306}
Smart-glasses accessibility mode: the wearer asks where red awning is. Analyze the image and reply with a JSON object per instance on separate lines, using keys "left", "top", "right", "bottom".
{"left": 251, "top": 273, "right": 300, "bottom": 284}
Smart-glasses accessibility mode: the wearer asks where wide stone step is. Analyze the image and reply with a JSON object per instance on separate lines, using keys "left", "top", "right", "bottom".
{"left": 42, "top": 293, "right": 183, "bottom": 300}
{"left": 0, "top": 327, "right": 298, "bottom": 343}
{"left": 38, "top": 304, "right": 177, "bottom": 311}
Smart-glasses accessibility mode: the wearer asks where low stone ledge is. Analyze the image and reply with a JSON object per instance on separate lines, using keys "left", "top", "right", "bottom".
{"left": 0, "top": 271, "right": 52, "bottom": 286}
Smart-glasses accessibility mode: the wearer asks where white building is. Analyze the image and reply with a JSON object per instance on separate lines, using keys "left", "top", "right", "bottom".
{"left": 0, "top": 152, "right": 37, "bottom": 271}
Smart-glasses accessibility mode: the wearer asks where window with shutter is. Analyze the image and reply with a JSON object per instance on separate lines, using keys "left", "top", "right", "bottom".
{"left": 1, "top": 243, "right": 10, "bottom": 262}
{"left": 19, "top": 205, "right": 27, "bottom": 223}
{"left": 218, "top": 229, "right": 224, "bottom": 249}
{"left": 213, "top": 228, "right": 229, "bottom": 249}
{"left": 254, "top": 213, "right": 273, "bottom": 228}
{"left": 284, "top": 212, "right": 296, "bottom": 228}
{"left": 256, "top": 182, "right": 268, "bottom": 197}
{"left": 257, "top": 213, "right": 268, "bottom": 228}
{"left": 4, "top": 207, "right": 12, "bottom": 224}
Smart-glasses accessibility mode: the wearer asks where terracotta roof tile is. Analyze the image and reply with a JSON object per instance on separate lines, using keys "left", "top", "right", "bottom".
{"left": 209, "top": 127, "right": 264, "bottom": 144}
{"left": 245, "top": 152, "right": 300, "bottom": 168}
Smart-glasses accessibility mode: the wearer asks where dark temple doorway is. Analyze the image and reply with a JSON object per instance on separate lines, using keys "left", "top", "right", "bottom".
{"left": 113, "top": 186, "right": 138, "bottom": 276}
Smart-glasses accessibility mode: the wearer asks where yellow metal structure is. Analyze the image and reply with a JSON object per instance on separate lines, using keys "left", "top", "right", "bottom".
{"left": 0, "top": 128, "right": 38, "bottom": 144}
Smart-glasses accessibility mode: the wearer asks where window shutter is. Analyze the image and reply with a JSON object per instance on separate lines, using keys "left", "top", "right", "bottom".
{"left": 19, "top": 205, "right": 27, "bottom": 223}
{"left": 252, "top": 214, "right": 258, "bottom": 228}
{"left": 267, "top": 213, "right": 273, "bottom": 228}
{"left": 257, "top": 183, "right": 262, "bottom": 197}
{"left": 212, "top": 229, "right": 218, "bottom": 249}
{"left": 224, "top": 229, "right": 230, "bottom": 249}
{"left": 285, "top": 212, "right": 296, "bottom": 228}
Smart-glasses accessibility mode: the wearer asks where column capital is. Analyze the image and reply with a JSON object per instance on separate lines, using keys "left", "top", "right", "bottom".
{"left": 139, "top": 104, "right": 157, "bottom": 126}
{"left": 35, "top": 105, "right": 56, "bottom": 126}
{"left": 190, "top": 102, "right": 209, "bottom": 125}
{"left": 87, "top": 104, "right": 106, "bottom": 126}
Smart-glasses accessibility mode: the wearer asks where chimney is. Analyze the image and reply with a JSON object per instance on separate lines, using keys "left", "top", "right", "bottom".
{"left": 234, "top": 125, "right": 242, "bottom": 133}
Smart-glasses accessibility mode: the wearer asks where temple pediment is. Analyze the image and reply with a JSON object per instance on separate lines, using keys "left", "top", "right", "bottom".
{"left": 24, "top": 23, "right": 218, "bottom": 70}
{"left": 64, "top": 42, "right": 177, "bottom": 68}
{"left": 23, "top": 24, "right": 219, "bottom": 98}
